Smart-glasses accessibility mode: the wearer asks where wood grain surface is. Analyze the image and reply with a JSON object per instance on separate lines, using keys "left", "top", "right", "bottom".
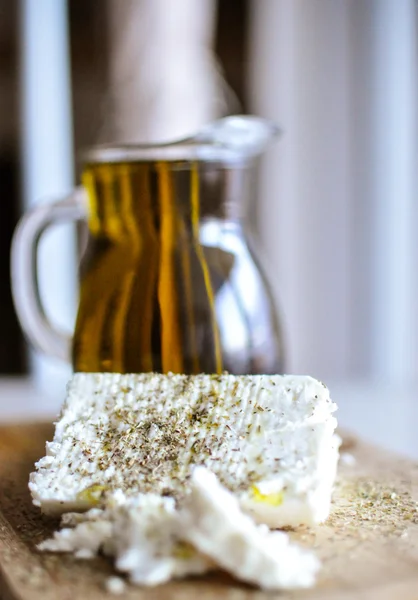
{"left": 0, "top": 423, "right": 417, "bottom": 600}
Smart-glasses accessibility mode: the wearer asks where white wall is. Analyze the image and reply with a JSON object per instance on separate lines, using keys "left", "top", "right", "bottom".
{"left": 249, "top": 0, "right": 418, "bottom": 384}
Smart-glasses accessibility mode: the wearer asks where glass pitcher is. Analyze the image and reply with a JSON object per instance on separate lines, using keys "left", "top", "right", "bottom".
{"left": 11, "top": 116, "right": 285, "bottom": 375}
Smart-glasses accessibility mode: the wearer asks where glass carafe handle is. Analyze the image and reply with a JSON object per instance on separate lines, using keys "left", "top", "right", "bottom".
{"left": 11, "top": 188, "right": 87, "bottom": 362}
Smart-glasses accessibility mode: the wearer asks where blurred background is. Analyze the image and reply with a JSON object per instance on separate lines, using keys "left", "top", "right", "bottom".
{"left": 1, "top": 0, "right": 418, "bottom": 455}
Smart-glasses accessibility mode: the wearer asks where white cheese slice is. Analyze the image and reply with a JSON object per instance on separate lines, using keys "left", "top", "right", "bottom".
{"left": 30, "top": 372, "right": 339, "bottom": 527}
{"left": 181, "top": 467, "right": 320, "bottom": 590}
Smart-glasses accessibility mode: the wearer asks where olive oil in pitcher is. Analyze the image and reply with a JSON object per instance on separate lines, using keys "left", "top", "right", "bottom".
{"left": 12, "top": 116, "right": 285, "bottom": 375}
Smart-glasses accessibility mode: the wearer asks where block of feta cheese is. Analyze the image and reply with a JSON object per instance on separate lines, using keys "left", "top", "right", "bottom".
{"left": 30, "top": 372, "right": 339, "bottom": 527}
{"left": 38, "top": 467, "right": 320, "bottom": 591}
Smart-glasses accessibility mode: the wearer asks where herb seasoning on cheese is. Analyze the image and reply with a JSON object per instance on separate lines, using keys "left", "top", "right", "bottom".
{"left": 30, "top": 372, "right": 339, "bottom": 528}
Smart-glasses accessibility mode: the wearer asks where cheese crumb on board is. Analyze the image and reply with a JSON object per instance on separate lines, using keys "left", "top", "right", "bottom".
{"left": 30, "top": 372, "right": 339, "bottom": 528}
{"left": 38, "top": 468, "right": 320, "bottom": 591}
{"left": 105, "top": 577, "right": 126, "bottom": 595}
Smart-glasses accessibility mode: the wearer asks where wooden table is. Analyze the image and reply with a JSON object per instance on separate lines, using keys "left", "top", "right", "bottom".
{"left": 0, "top": 424, "right": 418, "bottom": 599}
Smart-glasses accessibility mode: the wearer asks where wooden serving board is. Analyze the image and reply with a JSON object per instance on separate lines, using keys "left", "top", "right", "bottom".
{"left": 0, "top": 424, "right": 418, "bottom": 600}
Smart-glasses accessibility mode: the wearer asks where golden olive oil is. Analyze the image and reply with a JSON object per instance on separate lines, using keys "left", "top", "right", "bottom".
{"left": 72, "top": 160, "right": 284, "bottom": 375}
{"left": 73, "top": 161, "right": 222, "bottom": 373}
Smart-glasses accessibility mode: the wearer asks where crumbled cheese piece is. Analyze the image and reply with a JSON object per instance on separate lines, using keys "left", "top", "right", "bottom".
{"left": 181, "top": 467, "right": 320, "bottom": 590}
{"left": 38, "top": 469, "right": 320, "bottom": 591}
{"left": 37, "top": 517, "right": 112, "bottom": 555}
{"left": 108, "top": 493, "right": 213, "bottom": 586}
{"left": 39, "top": 492, "right": 213, "bottom": 586}
{"left": 30, "top": 372, "right": 339, "bottom": 528}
